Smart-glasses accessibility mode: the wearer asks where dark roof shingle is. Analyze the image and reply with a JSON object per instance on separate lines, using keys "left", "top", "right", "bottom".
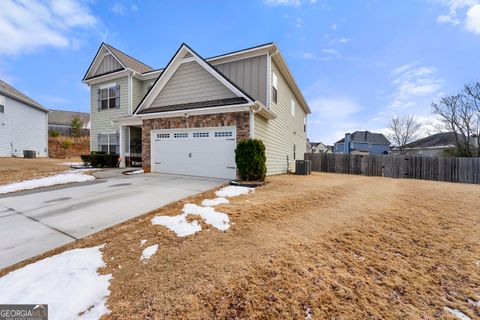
{"left": 48, "top": 110, "right": 90, "bottom": 126}
{"left": 405, "top": 132, "right": 457, "bottom": 148}
{"left": 336, "top": 131, "right": 390, "bottom": 145}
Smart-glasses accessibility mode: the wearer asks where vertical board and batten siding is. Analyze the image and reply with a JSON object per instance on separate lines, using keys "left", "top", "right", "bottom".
{"left": 147, "top": 61, "right": 236, "bottom": 110}
{"left": 0, "top": 95, "right": 48, "bottom": 157}
{"left": 254, "top": 60, "right": 307, "bottom": 175}
{"left": 94, "top": 54, "right": 123, "bottom": 76}
{"left": 90, "top": 76, "right": 129, "bottom": 151}
{"left": 214, "top": 55, "right": 268, "bottom": 106}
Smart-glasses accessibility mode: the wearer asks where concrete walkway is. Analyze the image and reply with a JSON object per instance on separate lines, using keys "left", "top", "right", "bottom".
{"left": 0, "top": 171, "right": 224, "bottom": 269}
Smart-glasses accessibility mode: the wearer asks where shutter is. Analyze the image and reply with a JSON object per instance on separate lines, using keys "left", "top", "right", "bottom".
{"left": 116, "top": 132, "right": 120, "bottom": 147}
{"left": 97, "top": 88, "right": 101, "bottom": 111}
{"left": 115, "top": 84, "right": 120, "bottom": 109}
{"left": 97, "top": 133, "right": 102, "bottom": 151}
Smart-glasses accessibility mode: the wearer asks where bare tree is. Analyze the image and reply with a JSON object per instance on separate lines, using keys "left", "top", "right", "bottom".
{"left": 432, "top": 82, "right": 480, "bottom": 157}
{"left": 387, "top": 115, "right": 422, "bottom": 154}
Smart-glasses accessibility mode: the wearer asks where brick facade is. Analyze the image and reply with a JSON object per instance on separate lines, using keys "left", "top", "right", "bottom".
{"left": 142, "top": 111, "right": 250, "bottom": 173}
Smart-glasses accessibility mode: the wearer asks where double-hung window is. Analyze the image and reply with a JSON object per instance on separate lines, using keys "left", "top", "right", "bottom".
{"left": 97, "top": 84, "right": 119, "bottom": 110}
{"left": 272, "top": 72, "right": 278, "bottom": 104}
{"left": 98, "top": 133, "right": 119, "bottom": 155}
{"left": 0, "top": 95, "right": 4, "bottom": 113}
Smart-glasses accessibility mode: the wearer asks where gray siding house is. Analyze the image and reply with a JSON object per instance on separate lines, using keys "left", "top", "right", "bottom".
{"left": 0, "top": 80, "right": 48, "bottom": 157}
{"left": 335, "top": 131, "right": 390, "bottom": 155}
{"left": 83, "top": 42, "right": 310, "bottom": 178}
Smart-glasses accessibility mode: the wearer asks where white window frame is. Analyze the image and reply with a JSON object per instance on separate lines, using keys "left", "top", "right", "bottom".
{"left": 99, "top": 132, "right": 119, "bottom": 154}
{"left": 99, "top": 82, "right": 118, "bottom": 110}
{"left": 290, "top": 99, "right": 295, "bottom": 117}
{"left": 272, "top": 72, "right": 278, "bottom": 104}
{"left": 0, "top": 95, "right": 4, "bottom": 113}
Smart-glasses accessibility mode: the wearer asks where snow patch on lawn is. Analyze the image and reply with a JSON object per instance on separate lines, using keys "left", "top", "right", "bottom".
{"left": 151, "top": 214, "right": 201, "bottom": 237}
{"left": 444, "top": 307, "right": 471, "bottom": 320}
{"left": 215, "top": 186, "right": 253, "bottom": 198}
{"left": 61, "top": 162, "right": 84, "bottom": 166}
{"left": 183, "top": 203, "right": 230, "bottom": 231}
{"left": 140, "top": 240, "right": 147, "bottom": 247}
{"left": 0, "top": 171, "right": 95, "bottom": 194}
{"left": 140, "top": 244, "right": 158, "bottom": 262}
{"left": 0, "top": 245, "right": 111, "bottom": 320}
{"left": 201, "top": 197, "right": 229, "bottom": 207}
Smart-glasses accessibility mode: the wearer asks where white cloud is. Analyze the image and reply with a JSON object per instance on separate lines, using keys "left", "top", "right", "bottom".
{"left": 112, "top": 1, "right": 139, "bottom": 15}
{"left": 330, "top": 23, "right": 337, "bottom": 30}
{"left": 263, "top": 0, "right": 301, "bottom": 6}
{"left": 465, "top": 4, "right": 480, "bottom": 33}
{"left": 295, "top": 18, "right": 303, "bottom": 28}
{"left": 0, "top": 0, "right": 97, "bottom": 56}
{"left": 388, "top": 62, "right": 443, "bottom": 109}
{"left": 263, "top": 0, "right": 318, "bottom": 6}
{"left": 433, "top": 0, "right": 480, "bottom": 34}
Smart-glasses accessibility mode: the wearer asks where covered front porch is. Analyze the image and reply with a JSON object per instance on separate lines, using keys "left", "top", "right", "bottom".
{"left": 116, "top": 117, "right": 143, "bottom": 168}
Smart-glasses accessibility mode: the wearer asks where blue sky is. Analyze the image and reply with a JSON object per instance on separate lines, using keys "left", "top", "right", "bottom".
{"left": 0, "top": 0, "right": 479, "bottom": 144}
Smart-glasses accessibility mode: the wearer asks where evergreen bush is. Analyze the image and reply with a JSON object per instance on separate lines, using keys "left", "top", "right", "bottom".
{"left": 235, "top": 139, "right": 266, "bottom": 181}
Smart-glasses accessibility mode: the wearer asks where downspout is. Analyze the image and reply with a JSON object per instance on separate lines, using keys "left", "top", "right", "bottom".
{"left": 249, "top": 103, "right": 262, "bottom": 139}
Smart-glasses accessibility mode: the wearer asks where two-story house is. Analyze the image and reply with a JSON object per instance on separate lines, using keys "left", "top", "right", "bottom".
{"left": 334, "top": 131, "right": 390, "bottom": 155}
{"left": 82, "top": 42, "right": 310, "bottom": 179}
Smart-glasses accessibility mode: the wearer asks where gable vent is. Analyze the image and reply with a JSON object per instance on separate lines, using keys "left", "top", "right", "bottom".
{"left": 183, "top": 52, "right": 193, "bottom": 59}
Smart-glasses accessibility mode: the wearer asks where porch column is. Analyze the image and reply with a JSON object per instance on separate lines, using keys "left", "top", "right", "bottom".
{"left": 119, "top": 125, "right": 126, "bottom": 168}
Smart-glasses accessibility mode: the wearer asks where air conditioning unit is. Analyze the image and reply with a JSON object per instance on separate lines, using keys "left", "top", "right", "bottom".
{"left": 23, "top": 150, "right": 36, "bottom": 158}
{"left": 295, "top": 160, "right": 311, "bottom": 175}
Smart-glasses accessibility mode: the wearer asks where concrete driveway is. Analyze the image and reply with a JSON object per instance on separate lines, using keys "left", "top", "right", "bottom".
{"left": 0, "top": 170, "right": 225, "bottom": 269}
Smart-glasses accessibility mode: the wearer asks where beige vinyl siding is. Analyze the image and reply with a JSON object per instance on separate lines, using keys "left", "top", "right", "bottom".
{"left": 132, "top": 77, "right": 143, "bottom": 111}
{"left": 94, "top": 54, "right": 123, "bottom": 76}
{"left": 141, "top": 79, "right": 156, "bottom": 99}
{"left": 254, "top": 60, "right": 307, "bottom": 175}
{"left": 90, "top": 76, "right": 129, "bottom": 151}
{"left": 214, "top": 55, "right": 267, "bottom": 105}
{"left": 147, "top": 61, "right": 236, "bottom": 110}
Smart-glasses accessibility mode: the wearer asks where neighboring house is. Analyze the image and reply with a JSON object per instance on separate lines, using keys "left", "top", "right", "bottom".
{"left": 390, "top": 132, "right": 461, "bottom": 156}
{"left": 82, "top": 42, "right": 310, "bottom": 179}
{"left": 334, "top": 131, "right": 390, "bottom": 155}
{"left": 0, "top": 80, "right": 48, "bottom": 157}
{"left": 308, "top": 141, "right": 333, "bottom": 154}
{"left": 48, "top": 110, "right": 90, "bottom": 136}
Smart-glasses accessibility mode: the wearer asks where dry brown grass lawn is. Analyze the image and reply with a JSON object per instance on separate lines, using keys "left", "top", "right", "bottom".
{"left": 0, "top": 157, "right": 80, "bottom": 185}
{"left": 2, "top": 173, "right": 479, "bottom": 319}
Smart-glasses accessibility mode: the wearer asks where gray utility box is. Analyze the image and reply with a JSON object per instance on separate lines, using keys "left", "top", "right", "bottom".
{"left": 295, "top": 160, "right": 312, "bottom": 175}
{"left": 23, "top": 150, "right": 36, "bottom": 158}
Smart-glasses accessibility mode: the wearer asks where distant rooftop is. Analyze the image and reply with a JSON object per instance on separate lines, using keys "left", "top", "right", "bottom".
{"left": 336, "top": 131, "right": 390, "bottom": 145}
{"left": 48, "top": 110, "right": 90, "bottom": 126}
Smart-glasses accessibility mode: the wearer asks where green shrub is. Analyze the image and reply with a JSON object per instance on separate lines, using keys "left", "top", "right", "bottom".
{"left": 235, "top": 139, "right": 266, "bottom": 181}
{"left": 49, "top": 130, "right": 60, "bottom": 137}
{"left": 80, "top": 151, "right": 119, "bottom": 168}
{"left": 60, "top": 139, "right": 72, "bottom": 148}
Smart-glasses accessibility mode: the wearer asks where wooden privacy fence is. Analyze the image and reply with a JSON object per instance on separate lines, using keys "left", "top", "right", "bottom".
{"left": 304, "top": 153, "right": 480, "bottom": 184}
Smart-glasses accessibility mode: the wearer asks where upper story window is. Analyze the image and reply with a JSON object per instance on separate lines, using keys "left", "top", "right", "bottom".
{"left": 304, "top": 116, "right": 307, "bottom": 132}
{"left": 0, "top": 95, "right": 4, "bottom": 113}
{"left": 272, "top": 72, "right": 278, "bottom": 104}
{"left": 97, "top": 83, "right": 119, "bottom": 111}
{"left": 290, "top": 99, "right": 295, "bottom": 116}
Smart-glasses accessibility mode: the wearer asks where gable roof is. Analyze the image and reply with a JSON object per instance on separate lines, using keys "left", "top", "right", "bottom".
{"left": 0, "top": 80, "right": 48, "bottom": 112}
{"left": 133, "top": 43, "right": 254, "bottom": 115}
{"left": 405, "top": 132, "right": 457, "bottom": 148}
{"left": 336, "top": 131, "right": 390, "bottom": 145}
{"left": 103, "top": 43, "right": 153, "bottom": 74}
{"left": 83, "top": 43, "right": 153, "bottom": 81}
{"left": 48, "top": 110, "right": 90, "bottom": 126}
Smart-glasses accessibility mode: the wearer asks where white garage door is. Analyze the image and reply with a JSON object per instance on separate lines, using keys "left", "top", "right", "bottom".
{"left": 151, "top": 126, "right": 237, "bottom": 180}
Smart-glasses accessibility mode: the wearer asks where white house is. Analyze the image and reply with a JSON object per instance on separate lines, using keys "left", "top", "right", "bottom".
{"left": 0, "top": 80, "right": 49, "bottom": 157}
